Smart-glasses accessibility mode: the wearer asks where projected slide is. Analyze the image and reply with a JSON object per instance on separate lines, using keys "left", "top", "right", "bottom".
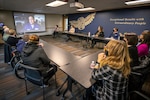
{"left": 14, "top": 12, "right": 46, "bottom": 34}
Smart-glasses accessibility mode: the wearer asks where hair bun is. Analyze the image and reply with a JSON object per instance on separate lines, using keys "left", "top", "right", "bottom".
{"left": 29, "top": 34, "right": 39, "bottom": 43}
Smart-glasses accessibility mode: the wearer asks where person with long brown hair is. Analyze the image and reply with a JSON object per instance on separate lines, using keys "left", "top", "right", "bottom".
{"left": 124, "top": 33, "right": 139, "bottom": 67}
{"left": 91, "top": 40, "right": 131, "bottom": 100}
{"left": 91, "top": 26, "right": 104, "bottom": 48}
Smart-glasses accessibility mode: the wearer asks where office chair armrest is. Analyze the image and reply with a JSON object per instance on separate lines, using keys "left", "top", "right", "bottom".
{"left": 130, "top": 91, "right": 150, "bottom": 100}
{"left": 18, "top": 62, "right": 46, "bottom": 71}
{"left": 46, "top": 67, "right": 54, "bottom": 73}
{"left": 131, "top": 72, "right": 142, "bottom": 76}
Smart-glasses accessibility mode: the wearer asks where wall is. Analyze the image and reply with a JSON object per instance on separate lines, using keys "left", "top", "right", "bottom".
{"left": 68, "top": 6, "right": 150, "bottom": 37}
{"left": 0, "top": 10, "right": 15, "bottom": 29}
{"left": 0, "top": 10, "right": 63, "bottom": 36}
{"left": 45, "top": 14, "right": 63, "bottom": 36}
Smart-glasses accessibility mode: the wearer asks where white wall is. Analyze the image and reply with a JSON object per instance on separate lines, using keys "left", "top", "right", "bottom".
{"left": 44, "top": 14, "right": 63, "bottom": 36}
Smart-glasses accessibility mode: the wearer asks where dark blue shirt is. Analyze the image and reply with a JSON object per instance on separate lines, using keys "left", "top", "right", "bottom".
{"left": 109, "top": 32, "right": 119, "bottom": 40}
{"left": 24, "top": 23, "right": 40, "bottom": 31}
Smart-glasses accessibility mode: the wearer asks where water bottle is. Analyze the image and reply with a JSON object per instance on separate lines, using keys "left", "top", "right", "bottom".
{"left": 88, "top": 32, "right": 91, "bottom": 37}
{"left": 90, "top": 61, "right": 95, "bottom": 68}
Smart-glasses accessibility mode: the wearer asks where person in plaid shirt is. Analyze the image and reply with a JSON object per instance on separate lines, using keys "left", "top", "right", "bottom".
{"left": 91, "top": 40, "right": 131, "bottom": 100}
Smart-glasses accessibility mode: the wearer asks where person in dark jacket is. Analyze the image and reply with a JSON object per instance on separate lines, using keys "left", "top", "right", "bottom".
{"left": 91, "top": 26, "right": 104, "bottom": 48}
{"left": 109, "top": 27, "right": 120, "bottom": 40}
{"left": 21, "top": 34, "right": 57, "bottom": 85}
{"left": 4, "top": 29, "right": 21, "bottom": 63}
{"left": 124, "top": 33, "right": 139, "bottom": 67}
{"left": 6, "top": 29, "right": 21, "bottom": 46}
{"left": 124, "top": 32, "right": 150, "bottom": 92}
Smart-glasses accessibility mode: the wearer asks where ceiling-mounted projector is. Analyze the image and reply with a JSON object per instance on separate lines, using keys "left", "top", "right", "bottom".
{"left": 70, "top": 2, "right": 84, "bottom": 8}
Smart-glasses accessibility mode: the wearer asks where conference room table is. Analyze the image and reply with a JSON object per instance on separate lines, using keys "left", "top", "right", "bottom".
{"left": 40, "top": 39, "right": 103, "bottom": 99}
{"left": 40, "top": 39, "right": 81, "bottom": 67}
{"left": 40, "top": 39, "right": 85, "bottom": 97}
{"left": 59, "top": 50, "right": 103, "bottom": 99}
{"left": 57, "top": 31, "right": 110, "bottom": 48}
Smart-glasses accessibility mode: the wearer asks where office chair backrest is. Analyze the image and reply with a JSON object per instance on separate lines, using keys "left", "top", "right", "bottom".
{"left": 25, "top": 68, "right": 43, "bottom": 86}
{"left": 128, "top": 55, "right": 150, "bottom": 92}
{"left": 10, "top": 50, "right": 22, "bottom": 69}
{"left": 17, "top": 62, "right": 54, "bottom": 100}
{"left": 18, "top": 63, "right": 46, "bottom": 85}
{"left": 4, "top": 42, "right": 13, "bottom": 63}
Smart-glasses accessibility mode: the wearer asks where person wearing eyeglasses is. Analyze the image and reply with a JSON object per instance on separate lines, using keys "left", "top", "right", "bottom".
{"left": 109, "top": 27, "right": 120, "bottom": 40}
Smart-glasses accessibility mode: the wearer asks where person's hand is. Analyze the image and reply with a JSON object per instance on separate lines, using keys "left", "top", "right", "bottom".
{"left": 38, "top": 43, "right": 44, "bottom": 47}
{"left": 95, "top": 34, "right": 99, "bottom": 37}
{"left": 97, "top": 53, "right": 106, "bottom": 63}
{"left": 93, "top": 63, "right": 99, "bottom": 69}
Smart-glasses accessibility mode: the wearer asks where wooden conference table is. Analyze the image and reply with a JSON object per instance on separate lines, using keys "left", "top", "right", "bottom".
{"left": 59, "top": 50, "right": 103, "bottom": 99}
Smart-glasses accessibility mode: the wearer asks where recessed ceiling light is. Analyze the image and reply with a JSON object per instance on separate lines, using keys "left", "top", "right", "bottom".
{"left": 125, "top": 0, "right": 150, "bottom": 5}
{"left": 46, "top": 0, "right": 67, "bottom": 7}
{"left": 77, "top": 7, "right": 95, "bottom": 12}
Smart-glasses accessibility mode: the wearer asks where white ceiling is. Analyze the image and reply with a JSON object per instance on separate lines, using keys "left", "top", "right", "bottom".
{"left": 0, "top": 0, "right": 150, "bottom": 14}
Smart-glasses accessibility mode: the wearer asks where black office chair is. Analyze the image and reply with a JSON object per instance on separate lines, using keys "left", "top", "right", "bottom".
{"left": 17, "top": 62, "right": 57, "bottom": 100}
{"left": 7, "top": 47, "right": 25, "bottom": 79}
{"left": 10, "top": 50, "right": 22, "bottom": 69}
{"left": 128, "top": 55, "right": 150, "bottom": 92}
{"left": 4, "top": 42, "right": 15, "bottom": 63}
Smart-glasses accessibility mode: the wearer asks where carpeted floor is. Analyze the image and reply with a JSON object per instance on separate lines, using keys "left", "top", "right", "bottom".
{"left": 0, "top": 44, "right": 4, "bottom": 63}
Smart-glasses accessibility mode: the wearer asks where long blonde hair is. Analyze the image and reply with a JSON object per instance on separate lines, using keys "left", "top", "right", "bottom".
{"left": 100, "top": 40, "right": 131, "bottom": 77}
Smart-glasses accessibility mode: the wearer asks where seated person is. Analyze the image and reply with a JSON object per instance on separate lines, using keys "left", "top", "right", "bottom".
{"left": 137, "top": 30, "right": 150, "bottom": 57}
{"left": 66, "top": 25, "right": 75, "bottom": 42}
{"left": 1, "top": 25, "right": 8, "bottom": 36}
{"left": 91, "top": 26, "right": 104, "bottom": 48}
{"left": 24, "top": 16, "right": 40, "bottom": 31}
{"left": 21, "top": 34, "right": 57, "bottom": 85}
{"left": 109, "top": 27, "right": 120, "bottom": 40}
{"left": 68, "top": 25, "right": 75, "bottom": 33}
{"left": 124, "top": 33, "right": 143, "bottom": 92}
{"left": 6, "top": 29, "right": 21, "bottom": 47}
{"left": 53, "top": 25, "right": 59, "bottom": 38}
{"left": 2, "top": 26, "right": 10, "bottom": 42}
{"left": 128, "top": 30, "right": 150, "bottom": 92}
{"left": 124, "top": 33, "right": 139, "bottom": 67}
{"left": 5, "top": 29, "right": 21, "bottom": 63}
{"left": 91, "top": 40, "right": 130, "bottom": 100}
{"left": 16, "top": 34, "right": 29, "bottom": 53}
